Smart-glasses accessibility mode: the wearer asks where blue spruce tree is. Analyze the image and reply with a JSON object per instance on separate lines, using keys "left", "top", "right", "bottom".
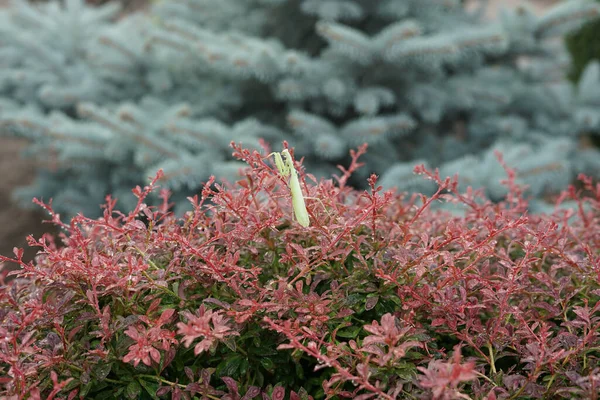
{"left": 1, "top": 0, "right": 600, "bottom": 216}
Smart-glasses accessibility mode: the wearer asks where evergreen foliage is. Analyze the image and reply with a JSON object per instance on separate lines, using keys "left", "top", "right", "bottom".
{"left": 1, "top": 0, "right": 600, "bottom": 216}
{"left": 566, "top": 0, "right": 600, "bottom": 82}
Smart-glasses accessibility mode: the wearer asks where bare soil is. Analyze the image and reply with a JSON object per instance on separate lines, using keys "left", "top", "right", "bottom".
{"left": 0, "top": 138, "right": 58, "bottom": 268}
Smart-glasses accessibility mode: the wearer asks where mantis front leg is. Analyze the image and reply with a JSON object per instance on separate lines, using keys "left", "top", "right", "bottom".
{"left": 270, "top": 149, "right": 310, "bottom": 227}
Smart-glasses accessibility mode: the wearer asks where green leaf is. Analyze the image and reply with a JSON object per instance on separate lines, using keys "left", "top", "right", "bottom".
{"left": 344, "top": 293, "right": 363, "bottom": 306}
{"left": 295, "top": 361, "right": 304, "bottom": 379}
{"left": 390, "top": 361, "right": 417, "bottom": 379}
{"left": 116, "top": 334, "right": 134, "bottom": 354}
{"left": 254, "top": 369, "right": 265, "bottom": 387}
{"left": 62, "top": 377, "right": 80, "bottom": 392}
{"left": 336, "top": 326, "right": 361, "bottom": 339}
{"left": 223, "top": 336, "right": 237, "bottom": 352}
{"left": 297, "top": 387, "right": 311, "bottom": 400}
{"left": 139, "top": 379, "right": 160, "bottom": 400}
{"left": 93, "top": 362, "right": 113, "bottom": 381}
{"left": 249, "top": 344, "right": 277, "bottom": 357}
{"left": 95, "top": 388, "right": 123, "bottom": 400}
{"left": 260, "top": 357, "right": 275, "bottom": 372}
{"left": 239, "top": 357, "right": 250, "bottom": 377}
{"left": 405, "top": 350, "right": 424, "bottom": 360}
{"left": 217, "top": 354, "right": 244, "bottom": 377}
{"left": 92, "top": 382, "right": 110, "bottom": 392}
{"left": 79, "top": 381, "right": 93, "bottom": 398}
{"left": 126, "top": 380, "right": 142, "bottom": 399}
{"left": 388, "top": 296, "right": 402, "bottom": 306}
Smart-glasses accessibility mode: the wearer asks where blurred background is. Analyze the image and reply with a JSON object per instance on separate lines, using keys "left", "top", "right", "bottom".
{"left": 0, "top": 0, "right": 598, "bottom": 263}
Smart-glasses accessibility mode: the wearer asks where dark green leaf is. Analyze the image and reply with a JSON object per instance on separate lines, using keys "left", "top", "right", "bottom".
{"left": 95, "top": 388, "right": 122, "bottom": 400}
{"left": 92, "top": 382, "right": 110, "bottom": 392}
{"left": 93, "top": 362, "right": 113, "bottom": 381}
{"left": 405, "top": 350, "right": 424, "bottom": 360}
{"left": 337, "top": 326, "right": 361, "bottom": 339}
{"left": 260, "top": 357, "right": 275, "bottom": 372}
{"left": 388, "top": 296, "right": 402, "bottom": 306}
{"left": 126, "top": 380, "right": 142, "bottom": 399}
{"left": 79, "top": 381, "right": 93, "bottom": 398}
{"left": 139, "top": 379, "right": 160, "bottom": 400}
{"left": 344, "top": 294, "right": 363, "bottom": 306}
{"left": 62, "top": 377, "right": 80, "bottom": 392}
{"left": 217, "top": 354, "right": 244, "bottom": 377}
{"left": 223, "top": 336, "right": 237, "bottom": 352}
{"left": 254, "top": 370, "right": 265, "bottom": 387}
{"left": 295, "top": 361, "right": 304, "bottom": 379}
{"left": 395, "top": 366, "right": 417, "bottom": 380}
{"left": 239, "top": 357, "right": 250, "bottom": 376}
{"left": 249, "top": 344, "right": 278, "bottom": 357}
{"left": 297, "top": 387, "right": 311, "bottom": 400}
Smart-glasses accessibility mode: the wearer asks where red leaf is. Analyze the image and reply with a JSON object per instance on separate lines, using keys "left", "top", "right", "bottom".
{"left": 68, "top": 389, "right": 79, "bottom": 400}
{"left": 68, "top": 325, "right": 84, "bottom": 342}
{"left": 159, "top": 308, "right": 175, "bottom": 324}
{"left": 13, "top": 247, "right": 24, "bottom": 260}
{"left": 241, "top": 386, "right": 261, "bottom": 400}
{"left": 147, "top": 298, "right": 162, "bottom": 315}
{"left": 184, "top": 366, "right": 194, "bottom": 382}
{"left": 156, "top": 386, "right": 171, "bottom": 396}
{"left": 271, "top": 386, "right": 285, "bottom": 400}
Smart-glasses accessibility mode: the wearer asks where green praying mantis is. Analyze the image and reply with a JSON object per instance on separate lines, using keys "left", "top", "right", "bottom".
{"left": 269, "top": 149, "right": 310, "bottom": 227}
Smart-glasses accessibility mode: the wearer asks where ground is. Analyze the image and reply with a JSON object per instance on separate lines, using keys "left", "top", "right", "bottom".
{"left": 0, "top": 138, "right": 56, "bottom": 266}
{"left": 0, "top": 0, "right": 560, "bottom": 265}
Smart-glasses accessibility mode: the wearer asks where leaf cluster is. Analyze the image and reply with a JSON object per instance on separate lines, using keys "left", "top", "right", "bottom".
{"left": 1, "top": 143, "right": 599, "bottom": 399}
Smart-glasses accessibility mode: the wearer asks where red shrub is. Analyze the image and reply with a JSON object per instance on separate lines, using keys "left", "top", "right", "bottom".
{"left": 1, "top": 142, "right": 599, "bottom": 399}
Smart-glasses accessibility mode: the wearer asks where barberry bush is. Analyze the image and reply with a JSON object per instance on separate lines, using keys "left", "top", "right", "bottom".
{"left": 1, "top": 143, "right": 599, "bottom": 399}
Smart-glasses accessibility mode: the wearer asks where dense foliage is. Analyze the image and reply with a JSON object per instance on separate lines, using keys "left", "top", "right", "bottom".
{"left": 1, "top": 143, "right": 599, "bottom": 399}
{"left": 1, "top": 0, "right": 600, "bottom": 217}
